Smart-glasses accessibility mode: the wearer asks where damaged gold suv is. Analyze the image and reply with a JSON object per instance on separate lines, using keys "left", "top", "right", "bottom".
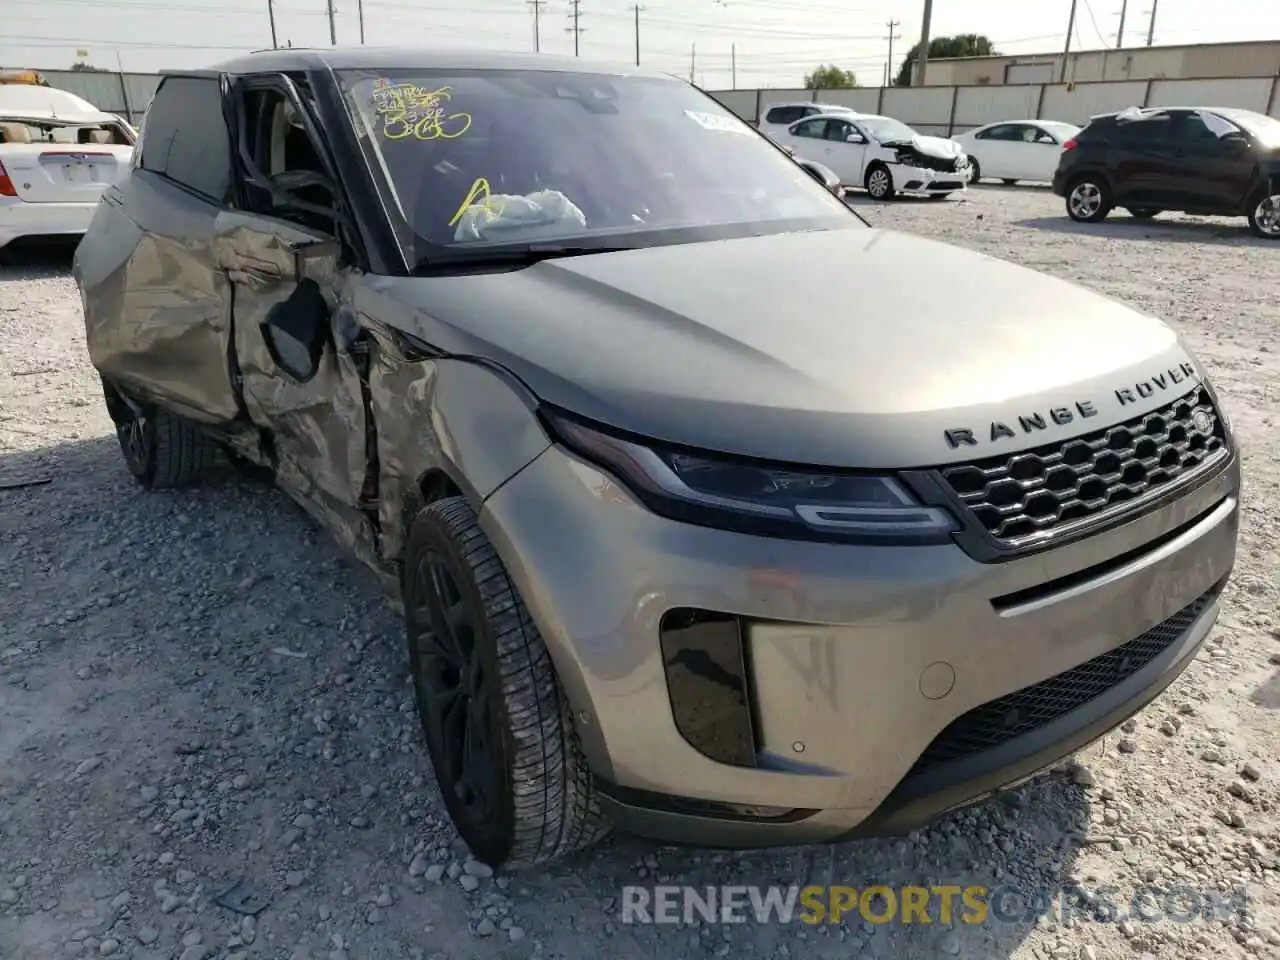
{"left": 74, "top": 48, "right": 1239, "bottom": 869}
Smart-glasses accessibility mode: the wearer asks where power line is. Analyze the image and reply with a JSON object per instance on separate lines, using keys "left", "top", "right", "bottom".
{"left": 883, "top": 18, "right": 900, "bottom": 88}
{"left": 527, "top": 0, "right": 546, "bottom": 52}
{"left": 566, "top": 0, "right": 585, "bottom": 57}
{"left": 1080, "top": 0, "right": 1108, "bottom": 47}
{"left": 631, "top": 3, "right": 645, "bottom": 66}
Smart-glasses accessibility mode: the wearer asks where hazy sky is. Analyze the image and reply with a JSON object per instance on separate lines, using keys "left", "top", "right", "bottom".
{"left": 4, "top": 0, "right": 1278, "bottom": 88}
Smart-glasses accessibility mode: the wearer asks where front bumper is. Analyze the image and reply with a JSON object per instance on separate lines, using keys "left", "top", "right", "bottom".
{"left": 896, "top": 162, "right": 968, "bottom": 196}
{"left": 480, "top": 442, "right": 1239, "bottom": 846}
{"left": 0, "top": 198, "right": 96, "bottom": 249}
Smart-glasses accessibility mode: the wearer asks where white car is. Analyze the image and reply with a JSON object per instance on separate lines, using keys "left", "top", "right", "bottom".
{"left": 756, "top": 101, "right": 859, "bottom": 138}
{"left": 771, "top": 112, "right": 970, "bottom": 200}
{"left": 950, "top": 119, "right": 1081, "bottom": 185}
{"left": 0, "top": 85, "right": 135, "bottom": 252}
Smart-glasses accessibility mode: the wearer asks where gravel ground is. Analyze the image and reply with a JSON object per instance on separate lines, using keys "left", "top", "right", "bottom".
{"left": 1, "top": 186, "right": 1277, "bottom": 960}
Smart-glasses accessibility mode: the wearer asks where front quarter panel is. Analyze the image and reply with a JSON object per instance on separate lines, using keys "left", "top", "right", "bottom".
{"left": 363, "top": 313, "right": 551, "bottom": 562}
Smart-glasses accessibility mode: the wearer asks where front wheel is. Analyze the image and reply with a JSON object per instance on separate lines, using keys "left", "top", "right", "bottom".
{"left": 865, "top": 163, "right": 895, "bottom": 200}
{"left": 1066, "top": 176, "right": 1112, "bottom": 223}
{"left": 404, "top": 496, "right": 611, "bottom": 869}
{"left": 967, "top": 159, "right": 982, "bottom": 184}
{"left": 1247, "top": 190, "right": 1280, "bottom": 239}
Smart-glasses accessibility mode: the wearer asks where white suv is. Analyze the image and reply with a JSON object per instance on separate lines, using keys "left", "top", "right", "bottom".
{"left": 757, "top": 101, "right": 859, "bottom": 138}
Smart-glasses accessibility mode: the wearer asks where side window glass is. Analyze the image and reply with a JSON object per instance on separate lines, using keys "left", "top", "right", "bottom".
{"left": 1031, "top": 126, "right": 1057, "bottom": 143}
{"left": 767, "top": 106, "right": 802, "bottom": 125}
{"left": 1116, "top": 115, "right": 1170, "bottom": 148}
{"left": 792, "top": 119, "right": 823, "bottom": 139}
{"left": 1017, "top": 124, "right": 1037, "bottom": 142}
{"left": 239, "top": 87, "right": 336, "bottom": 235}
{"left": 1187, "top": 111, "right": 1239, "bottom": 143}
{"left": 823, "top": 120, "right": 848, "bottom": 142}
{"left": 139, "top": 76, "right": 231, "bottom": 201}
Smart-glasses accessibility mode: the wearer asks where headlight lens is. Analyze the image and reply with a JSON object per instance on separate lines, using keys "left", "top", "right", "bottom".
{"left": 546, "top": 411, "right": 957, "bottom": 544}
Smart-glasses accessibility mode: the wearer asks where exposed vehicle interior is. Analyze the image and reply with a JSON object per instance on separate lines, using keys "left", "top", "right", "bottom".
{"left": 0, "top": 119, "right": 133, "bottom": 145}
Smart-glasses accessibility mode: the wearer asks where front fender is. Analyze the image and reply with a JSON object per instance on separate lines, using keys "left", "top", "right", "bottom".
{"left": 367, "top": 336, "right": 550, "bottom": 563}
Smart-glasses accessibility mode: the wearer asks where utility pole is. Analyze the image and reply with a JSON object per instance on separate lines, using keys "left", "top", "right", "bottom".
{"left": 267, "top": 0, "right": 278, "bottom": 48}
{"left": 527, "top": 0, "right": 545, "bottom": 52}
{"left": 1061, "top": 0, "right": 1078, "bottom": 82}
{"left": 1115, "top": 0, "right": 1127, "bottom": 48}
{"left": 1145, "top": 0, "right": 1158, "bottom": 46}
{"left": 884, "top": 19, "right": 901, "bottom": 89}
{"left": 357, "top": 0, "right": 364, "bottom": 43}
{"left": 326, "top": 0, "right": 336, "bottom": 45}
{"left": 689, "top": 43, "right": 696, "bottom": 83}
{"left": 914, "top": 0, "right": 933, "bottom": 85}
{"left": 566, "top": 0, "right": 584, "bottom": 57}
{"left": 632, "top": 3, "right": 643, "bottom": 66}
{"left": 731, "top": 42, "right": 736, "bottom": 89}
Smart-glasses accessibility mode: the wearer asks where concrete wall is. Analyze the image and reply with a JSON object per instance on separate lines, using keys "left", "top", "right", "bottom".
{"left": 20, "top": 68, "right": 1280, "bottom": 136}
{"left": 16, "top": 69, "right": 162, "bottom": 125}
{"left": 708, "top": 74, "right": 1280, "bottom": 136}
{"left": 917, "top": 40, "right": 1280, "bottom": 87}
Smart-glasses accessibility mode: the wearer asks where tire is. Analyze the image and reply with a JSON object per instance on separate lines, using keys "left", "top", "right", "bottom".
{"left": 403, "top": 495, "right": 610, "bottom": 869}
{"left": 103, "top": 380, "right": 221, "bottom": 489}
{"left": 1246, "top": 189, "right": 1280, "bottom": 239}
{"left": 1065, "top": 175, "right": 1112, "bottom": 223}
{"left": 864, "top": 163, "right": 895, "bottom": 200}
{"left": 1127, "top": 208, "right": 1162, "bottom": 219}
{"left": 967, "top": 159, "right": 981, "bottom": 184}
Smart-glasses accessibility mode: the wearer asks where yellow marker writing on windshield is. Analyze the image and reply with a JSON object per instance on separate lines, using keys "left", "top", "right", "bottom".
{"left": 448, "top": 177, "right": 508, "bottom": 228}
{"left": 371, "top": 82, "right": 472, "bottom": 141}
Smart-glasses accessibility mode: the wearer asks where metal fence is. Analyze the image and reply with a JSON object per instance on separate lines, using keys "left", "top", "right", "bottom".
{"left": 706, "top": 74, "right": 1280, "bottom": 138}
{"left": 18, "top": 68, "right": 1280, "bottom": 137}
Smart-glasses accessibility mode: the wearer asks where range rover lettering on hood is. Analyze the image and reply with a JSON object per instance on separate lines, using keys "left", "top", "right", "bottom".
{"left": 943, "top": 361, "right": 1199, "bottom": 449}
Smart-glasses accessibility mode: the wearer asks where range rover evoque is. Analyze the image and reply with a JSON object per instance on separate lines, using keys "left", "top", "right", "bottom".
{"left": 73, "top": 47, "right": 1241, "bottom": 869}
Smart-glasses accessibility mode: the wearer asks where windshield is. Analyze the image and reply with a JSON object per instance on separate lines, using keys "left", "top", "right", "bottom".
{"left": 337, "top": 68, "right": 855, "bottom": 260}
{"left": 858, "top": 116, "right": 919, "bottom": 143}
{"left": 1226, "top": 110, "right": 1280, "bottom": 148}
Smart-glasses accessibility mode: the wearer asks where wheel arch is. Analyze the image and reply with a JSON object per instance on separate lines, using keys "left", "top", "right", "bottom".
{"left": 374, "top": 352, "right": 551, "bottom": 567}
{"left": 1066, "top": 166, "right": 1114, "bottom": 194}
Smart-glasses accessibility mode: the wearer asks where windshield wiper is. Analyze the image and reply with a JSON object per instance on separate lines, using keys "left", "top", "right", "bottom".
{"left": 411, "top": 243, "right": 637, "bottom": 275}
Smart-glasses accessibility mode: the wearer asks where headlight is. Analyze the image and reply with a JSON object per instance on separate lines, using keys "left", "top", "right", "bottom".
{"left": 544, "top": 410, "right": 957, "bottom": 544}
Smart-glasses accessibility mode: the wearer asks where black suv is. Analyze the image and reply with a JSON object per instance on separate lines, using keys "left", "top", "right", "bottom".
{"left": 1051, "top": 106, "right": 1280, "bottom": 239}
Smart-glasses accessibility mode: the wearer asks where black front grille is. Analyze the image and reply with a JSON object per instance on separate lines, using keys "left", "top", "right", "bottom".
{"left": 939, "top": 386, "right": 1226, "bottom": 544}
{"left": 928, "top": 180, "right": 965, "bottom": 191}
{"left": 906, "top": 585, "right": 1217, "bottom": 777}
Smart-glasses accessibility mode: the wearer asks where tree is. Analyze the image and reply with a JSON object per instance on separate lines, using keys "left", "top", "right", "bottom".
{"left": 803, "top": 64, "right": 858, "bottom": 89}
{"left": 894, "top": 34, "right": 996, "bottom": 86}
{"left": 70, "top": 61, "right": 110, "bottom": 72}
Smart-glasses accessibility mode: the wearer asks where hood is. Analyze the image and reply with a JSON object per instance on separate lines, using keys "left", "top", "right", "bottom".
{"left": 881, "top": 134, "right": 967, "bottom": 172}
{"left": 363, "top": 226, "right": 1198, "bottom": 469}
{"left": 881, "top": 134, "right": 963, "bottom": 159}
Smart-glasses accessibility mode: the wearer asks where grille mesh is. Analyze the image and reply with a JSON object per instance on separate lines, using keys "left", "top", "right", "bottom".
{"left": 939, "top": 386, "right": 1226, "bottom": 544}
{"left": 906, "top": 586, "right": 1217, "bottom": 776}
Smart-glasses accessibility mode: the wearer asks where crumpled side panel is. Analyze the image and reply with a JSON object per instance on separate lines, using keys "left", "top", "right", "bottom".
{"left": 80, "top": 184, "right": 238, "bottom": 424}
{"left": 367, "top": 326, "right": 443, "bottom": 563}
{"left": 366, "top": 324, "right": 551, "bottom": 564}
{"left": 238, "top": 303, "right": 368, "bottom": 518}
